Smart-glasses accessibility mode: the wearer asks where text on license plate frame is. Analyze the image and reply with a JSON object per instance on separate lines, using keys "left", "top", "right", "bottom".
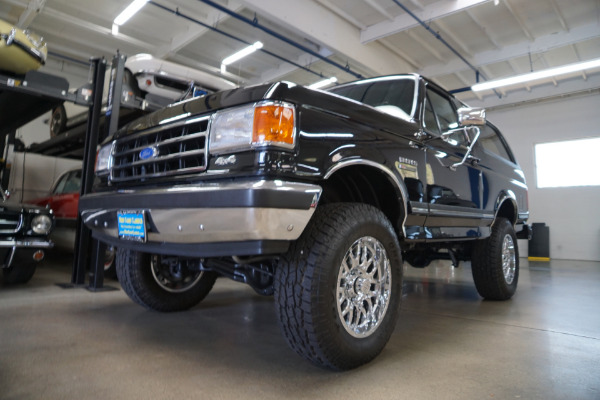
{"left": 117, "top": 210, "right": 146, "bottom": 242}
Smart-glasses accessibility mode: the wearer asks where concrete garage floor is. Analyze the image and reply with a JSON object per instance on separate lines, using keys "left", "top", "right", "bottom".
{"left": 1, "top": 254, "right": 599, "bottom": 400}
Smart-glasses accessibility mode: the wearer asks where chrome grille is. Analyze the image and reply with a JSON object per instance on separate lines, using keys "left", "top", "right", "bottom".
{"left": 110, "top": 116, "right": 209, "bottom": 182}
{"left": 0, "top": 209, "right": 23, "bottom": 234}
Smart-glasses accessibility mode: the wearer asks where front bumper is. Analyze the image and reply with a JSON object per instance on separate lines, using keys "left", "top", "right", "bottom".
{"left": 79, "top": 179, "right": 321, "bottom": 257}
{"left": 0, "top": 239, "right": 53, "bottom": 268}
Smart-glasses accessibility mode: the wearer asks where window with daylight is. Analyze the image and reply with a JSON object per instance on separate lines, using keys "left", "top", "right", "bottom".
{"left": 535, "top": 137, "right": 600, "bottom": 188}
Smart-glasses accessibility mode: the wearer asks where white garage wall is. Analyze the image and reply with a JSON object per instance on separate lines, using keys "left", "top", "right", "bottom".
{"left": 7, "top": 152, "right": 81, "bottom": 202}
{"left": 487, "top": 92, "right": 600, "bottom": 261}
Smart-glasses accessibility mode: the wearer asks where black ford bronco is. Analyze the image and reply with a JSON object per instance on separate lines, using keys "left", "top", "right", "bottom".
{"left": 79, "top": 74, "right": 530, "bottom": 370}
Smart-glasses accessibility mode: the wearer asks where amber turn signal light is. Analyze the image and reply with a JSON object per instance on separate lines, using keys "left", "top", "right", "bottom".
{"left": 253, "top": 104, "right": 295, "bottom": 147}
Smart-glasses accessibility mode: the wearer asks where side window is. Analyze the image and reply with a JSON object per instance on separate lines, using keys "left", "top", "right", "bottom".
{"left": 54, "top": 170, "right": 81, "bottom": 195}
{"left": 425, "top": 88, "right": 468, "bottom": 146}
{"left": 423, "top": 96, "right": 440, "bottom": 135}
{"left": 479, "top": 123, "right": 512, "bottom": 161}
{"left": 62, "top": 170, "right": 81, "bottom": 194}
{"left": 427, "top": 89, "right": 459, "bottom": 133}
{"left": 52, "top": 173, "right": 70, "bottom": 195}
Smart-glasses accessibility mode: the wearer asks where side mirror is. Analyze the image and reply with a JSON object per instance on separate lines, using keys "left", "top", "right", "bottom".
{"left": 441, "top": 126, "right": 482, "bottom": 171}
{"left": 441, "top": 128, "right": 471, "bottom": 146}
{"left": 458, "top": 107, "right": 486, "bottom": 126}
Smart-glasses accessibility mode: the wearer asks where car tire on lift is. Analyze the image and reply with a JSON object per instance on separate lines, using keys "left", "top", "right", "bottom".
{"left": 49, "top": 104, "right": 67, "bottom": 138}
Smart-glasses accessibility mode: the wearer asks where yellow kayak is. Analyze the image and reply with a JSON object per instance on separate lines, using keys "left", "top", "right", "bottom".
{"left": 0, "top": 18, "right": 47, "bottom": 75}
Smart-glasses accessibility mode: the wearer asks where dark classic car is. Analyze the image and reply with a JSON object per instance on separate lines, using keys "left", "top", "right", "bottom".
{"left": 1, "top": 189, "right": 54, "bottom": 284}
{"left": 79, "top": 74, "right": 530, "bottom": 370}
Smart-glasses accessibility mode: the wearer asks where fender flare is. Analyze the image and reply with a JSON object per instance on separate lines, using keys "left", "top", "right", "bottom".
{"left": 324, "top": 158, "right": 410, "bottom": 237}
{"left": 493, "top": 190, "right": 518, "bottom": 226}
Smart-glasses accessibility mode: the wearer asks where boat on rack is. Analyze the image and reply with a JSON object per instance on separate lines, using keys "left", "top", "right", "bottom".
{"left": 0, "top": 18, "right": 47, "bottom": 75}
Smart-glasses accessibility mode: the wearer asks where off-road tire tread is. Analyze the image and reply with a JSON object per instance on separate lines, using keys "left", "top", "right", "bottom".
{"left": 116, "top": 248, "right": 217, "bottom": 312}
{"left": 471, "top": 217, "right": 519, "bottom": 300}
{"left": 274, "top": 203, "right": 402, "bottom": 370}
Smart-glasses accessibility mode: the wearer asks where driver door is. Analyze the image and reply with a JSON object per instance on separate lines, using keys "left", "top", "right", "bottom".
{"left": 421, "top": 86, "right": 483, "bottom": 240}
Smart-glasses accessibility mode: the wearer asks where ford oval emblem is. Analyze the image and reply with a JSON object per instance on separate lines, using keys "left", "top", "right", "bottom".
{"left": 139, "top": 147, "right": 158, "bottom": 160}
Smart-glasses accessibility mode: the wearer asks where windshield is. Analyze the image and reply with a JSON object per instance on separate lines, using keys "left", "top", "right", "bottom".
{"left": 328, "top": 76, "right": 418, "bottom": 119}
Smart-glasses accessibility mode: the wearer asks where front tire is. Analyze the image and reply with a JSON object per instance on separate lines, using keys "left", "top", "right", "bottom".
{"left": 471, "top": 218, "right": 519, "bottom": 300}
{"left": 116, "top": 248, "right": 218, "bottom": 312}
{"left": 2, "top": 262, "right": 36, "bottom": 284}
{"left": 2, "top": 251, "right": 39, "bottom": 284}
{"left": 274, "top": 203, "right": 403, "bottom": 370}
{"left": 103, "top": 246, "right": 117, "bottom": 279}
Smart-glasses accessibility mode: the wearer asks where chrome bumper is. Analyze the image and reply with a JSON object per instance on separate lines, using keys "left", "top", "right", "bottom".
{"left": 80, "top": 180, "right": 321, "bottom": 249}
{"left": 0, "top": 239, "right": 53, "bottom": 249}
{"left": 0, "top": 240, "right": 53, "bottom": 269}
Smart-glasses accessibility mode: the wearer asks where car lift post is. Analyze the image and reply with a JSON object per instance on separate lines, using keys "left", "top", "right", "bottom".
{"left": 72, "top": 57, "right": 106, "bottom": 287}
{"left": 87, "top": 53, "right": 127, "bottom": 290}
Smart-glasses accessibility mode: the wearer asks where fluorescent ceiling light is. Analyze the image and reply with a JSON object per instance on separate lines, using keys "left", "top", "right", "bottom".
{"left": 308, "top": 77, "right": 338, "bottom": 90}
{"left": 472, "top": 58, "right": 600, "bottom": 92}
{"left": 114, "top": 0, "right": 149, "bottom": 26}
{"left": 222, "top": 41, "right": 263, "bottom": 66}
{"left": 111, "top": 23, "right": 119, "bottom": 36}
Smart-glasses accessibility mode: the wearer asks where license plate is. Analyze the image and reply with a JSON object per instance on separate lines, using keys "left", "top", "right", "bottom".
{"left": 117, "top": 210, "right": 146, "bottom": 242}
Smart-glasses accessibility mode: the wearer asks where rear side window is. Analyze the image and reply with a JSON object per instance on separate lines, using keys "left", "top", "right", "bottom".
{"left": 479, "top": 123, "right": 513, "bottom": 162}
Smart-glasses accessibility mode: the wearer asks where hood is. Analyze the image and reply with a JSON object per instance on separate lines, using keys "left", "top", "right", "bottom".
{"left": 111, "top": 81, "right": 419, "bottom": 141}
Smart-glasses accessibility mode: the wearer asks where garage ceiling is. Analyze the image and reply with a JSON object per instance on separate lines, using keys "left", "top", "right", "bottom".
{"left": 1, "top": 0, "right": 599, "bottom": 108}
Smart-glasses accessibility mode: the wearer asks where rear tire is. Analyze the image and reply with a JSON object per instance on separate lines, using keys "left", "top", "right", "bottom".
{"left": 274, "top": 203, "right": 403, "bottom": 370}
{"left": 116, "top": 248, "right": 217, "bottom": 312}
{"left": 471, "top": 218, "right": 519, "bottom": 300}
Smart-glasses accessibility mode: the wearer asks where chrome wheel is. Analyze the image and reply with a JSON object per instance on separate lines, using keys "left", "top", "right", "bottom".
{"left": 337, "top": 236, "right": 392, "bottom": 338}
{"left": 151, "top": 255, "right": 203, "bottom": 293}
{"left": 502, "top": 234, "right": 516, "bottom": 285}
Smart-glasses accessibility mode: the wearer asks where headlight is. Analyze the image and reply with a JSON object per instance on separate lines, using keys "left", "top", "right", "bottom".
{"left": 95, "top": 142, "right": 114, "bottom": 176}
{"left": 209, "top": 102, "right": 295, "bottom": 154}
{"left": 31, "top": 215, "right": 52, "bottom": 235}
